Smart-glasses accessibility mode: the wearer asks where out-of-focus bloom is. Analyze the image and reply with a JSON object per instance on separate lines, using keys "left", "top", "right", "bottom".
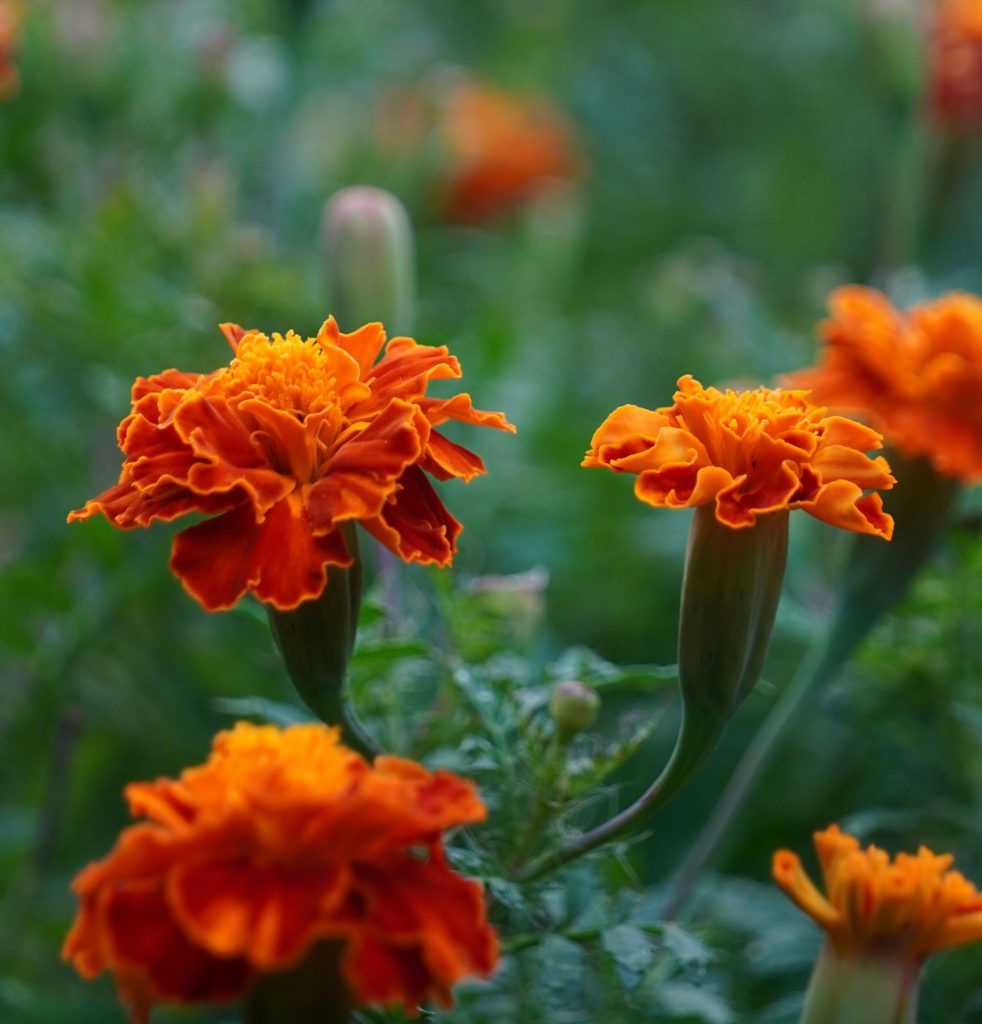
{"left": 549, "top": 679, "right": 600, "bottom": 741}
{"left": 0, "top": 3, "right": 20, "bottom": 100}
{"left": 69, "top": 317, "right": 514, "bottom": 611}
{"left": 774, "top": 824, "right": 982, "bottom": 961}
{"left": 63, "top": 723, "right": 499, "bottom": 1023}
{"left": 927, "top": 0, "right": 982, "bottom": 125}
{"left": 785, "top": 287, "right": 982, "bottom": 482}
{"left": 584, "top": 374, "right": 895, "bottom": 537}
{"left": 439, "top": 79, "right": 579, "bottom": 222}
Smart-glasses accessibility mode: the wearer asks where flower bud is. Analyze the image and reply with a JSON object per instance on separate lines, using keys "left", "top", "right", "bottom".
{"left": 549, "top": 679, "right": 600, "bottom": 741}
{"left": 321, "top": 185, "right": 414, "bottom": 333}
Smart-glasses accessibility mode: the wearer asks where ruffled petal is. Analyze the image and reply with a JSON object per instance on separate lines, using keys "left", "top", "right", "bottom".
{"left": 361, "top": 466, "right": 462, "bottom": 565}
{"left": 168, "top": 859, "right": 349, "bottom": 969}
{"left": 169, "top": 497, "right": 353, "bottom": 611}
{"left": 307, "top": 399, "right": 430, "bottom": 525}
{"left": 793, "top": 480, "right": 894, "bottom": 539}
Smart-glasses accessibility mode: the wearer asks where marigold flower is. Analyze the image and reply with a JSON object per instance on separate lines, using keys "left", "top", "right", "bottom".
{"left": 63, "top": 722, "right": 499, "bottom": 1022}
{"left": 584, "top": 375, "right": 895, "bottom": 537}
{"left": 774, "top": 824, "right": 982, "bottom": 960}
{"left": 0, "top": 2, "right": 20, "bottom": 100}
{"left": 786, "top": 287, "right": 982, "bottom": 482}
{"left": 69, "top": 317, "right": 514, "bottom": 611}
{"left": 440, "top": 79, "right": 579, "bottom": 222}
{"left": 927, "top": 0, "right": 982, "bottom": 125}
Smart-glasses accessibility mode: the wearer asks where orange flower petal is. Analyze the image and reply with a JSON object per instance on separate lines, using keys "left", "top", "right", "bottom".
{"left": 774, "top": 824, "right": 982, "bottom": 961}
{"left": 168, "top": 859, "right": 350, "bottom": 968}
{"left": 169, "top": 497, "right": 353, "bottom": 611}
{"left": 308, "top": 399, "right": 430, "bottom": 524}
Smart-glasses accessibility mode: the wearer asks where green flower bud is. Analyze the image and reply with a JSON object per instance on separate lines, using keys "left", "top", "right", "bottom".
{"left": 549, "top": 679, "right": 600, "bottom": 741}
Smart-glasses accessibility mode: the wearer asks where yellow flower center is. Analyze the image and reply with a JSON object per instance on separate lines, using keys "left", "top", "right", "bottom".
{"left": 211, "top": 331, "right": 349, "bottom": 416}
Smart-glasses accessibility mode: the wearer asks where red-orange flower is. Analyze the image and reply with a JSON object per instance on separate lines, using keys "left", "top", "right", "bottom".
{"left": 927, "top": 0, "right": 982, "bottom": 125}
{"left": 440, "top": 79, "right": 579, "bottom": 222}
{"left": 69, "top": 317, "right": 514, "bottom": 611}
{"left": 785, "top": 287, "right": 982, "bottom": 482}
{"left": 63, "top": 722, "right": 499, "bottom": 1022}
{"left": 0, "top": 2, "right": 20, "bottom": 100}
{"left": 773, "top": 824, "right": 982, "bottom": 962}
{"left": 584, "top": 375, "right": 895, "bottom": 537}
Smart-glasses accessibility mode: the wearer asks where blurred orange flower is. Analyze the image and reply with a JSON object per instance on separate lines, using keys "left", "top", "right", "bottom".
{"left": 69, "top": 318, "right": 514, "bottom": 611}
{"left": 927, "top": 0, "right": 982, "bottom": 125}
{"left": 584, "top": 375, "right": 895, "bottom": 536}
{"left": 773, "top": 824, "right": 982, "bottom": 961}
{"left": 785, "top": 287, "right": 982, "bottom": 481}
{"left": 440, "top": 79, "right": 579, "bottom": 222}
{"left": 0, "top": 2, "right": 20, "bottom": 100}
{"left": 63, "top": 722, "right": 499, "bottom": 1022}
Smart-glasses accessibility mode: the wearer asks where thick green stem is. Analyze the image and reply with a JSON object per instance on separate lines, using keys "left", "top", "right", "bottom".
{"left": 662, "top": 457, "right": 959, "bottom": 919}
{"left": 267, "top": 525, "right": 379, "bottom": 759}
{"left": 515, "top": 507, "right": 789, "bottom": 883}
{"left": 244, "top": 940, "right": 352, "bottom": 1024}
{"left": 800, "top": 944, "right": 918, "bottom": 1024}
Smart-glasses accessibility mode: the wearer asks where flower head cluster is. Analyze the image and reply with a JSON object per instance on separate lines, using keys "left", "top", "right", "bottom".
{"left": 773, "top": 824, "right": 982, "bottom": 961}
{"left": 440, "top": 79, "right": 579, "bottom": 222}
{"left": 584, "top": 375, "right": 895, "bottom": 536}
{"left": 927, "top": 0, "right": 982, "bottom": 126}
{"left": 69, "top": 317, "right": 514, "bottom": 611}
{"left": 63, "top": 723, "right": 499, "bottom": 1022}
{"left": 786, "top": 287, "right": 982, "bottom": 481}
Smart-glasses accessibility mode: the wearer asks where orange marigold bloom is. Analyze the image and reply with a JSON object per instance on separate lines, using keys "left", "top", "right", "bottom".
{"left": 63, "top": 722, "right": 499, "bottom": 1022}
{"left": 440, "top": 79, "right": 579, "bottom": 222}
{"left": 785, "top": 287, "right": 982, "bottom": 482}
{"left": 927, "top": 0, "right": 982, "bottom": 125}
{"left": 584, "top": 375, "right": 895, "bottom": 537}
{"left": 773, "top": 824, "right": 982, "bottom": 962}
{"left": 69, "top": 317, "right": 514, "bottom": 611}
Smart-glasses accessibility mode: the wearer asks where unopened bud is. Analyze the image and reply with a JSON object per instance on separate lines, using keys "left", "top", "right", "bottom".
{"left": 549, "top": 680, "right": 600, "bottom": 741}
{"left": 321, "top": 185, "right": 414, "bottom": 333}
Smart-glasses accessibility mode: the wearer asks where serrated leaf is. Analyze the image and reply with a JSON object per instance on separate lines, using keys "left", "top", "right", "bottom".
{"left": 602, "top": 924, "right": 655, "bottom": 989}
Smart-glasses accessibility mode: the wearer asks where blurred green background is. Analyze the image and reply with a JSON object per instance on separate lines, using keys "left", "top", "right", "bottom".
{"left": 1, "top": 0, "right": 980, "bottom": 1021}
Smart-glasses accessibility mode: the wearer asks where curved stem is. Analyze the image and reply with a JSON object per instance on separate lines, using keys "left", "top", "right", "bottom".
{"left": 513, "top": 708, "right": 723, "bottom": 882}
{"left": 662, "top": 461, "right": 959, "bottom": 918}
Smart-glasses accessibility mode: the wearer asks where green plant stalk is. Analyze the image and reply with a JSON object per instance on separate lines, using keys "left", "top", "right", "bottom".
{"left": 515, "top": 507, "right": 789, "bottom": 882}
{"left": 243, "top": 940, "right": 352, "bottom": 1024}
{"left": 662, "top": 455, "right": 959, "bottom": 918}
{"left": 799, "top": 944, "right": 918, "bottom": 1024}
{"left": 267, "top": 524, "right": 379, "bottom": 759}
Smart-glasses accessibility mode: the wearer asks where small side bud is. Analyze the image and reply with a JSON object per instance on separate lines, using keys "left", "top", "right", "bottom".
{"left": 549, "top": 680, "right": 600, "bottom": 742}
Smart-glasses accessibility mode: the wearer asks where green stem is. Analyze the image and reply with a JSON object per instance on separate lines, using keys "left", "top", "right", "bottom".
{"left": 661, "top": 458, "right": 959, "bottom": 919}
{"left": 800, "top": 944, "right": 918, "bottom": 1024}
{"left": 267, "top": 525, "right": 380, "bottom": 759}
{"left": 244, "top": 940, "right": 352, "bottom": 1024}
{"left": 514, "top": 709, "right": 723, "bottom": 881}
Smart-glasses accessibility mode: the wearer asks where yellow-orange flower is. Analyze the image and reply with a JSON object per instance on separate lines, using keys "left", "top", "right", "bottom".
{"left": 927, "top": 0, "right": 982, "bottom": 125}
{"left": 773, "top": 824, "right": 982, "bottom": 962}
{"left": 69, "top": 317, "right": 514, "bottom": 611}
{"left": 584, "top": 375, "right": 895, "bottom": 537}
{"left": 440, "top": 79, "right": 579, "bottom": 222}
{"left": 63, "top": 722, "right": 499, "bottom": 1022}
{"left": 785, "top": 287, "right": 982, "bottom": 482}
